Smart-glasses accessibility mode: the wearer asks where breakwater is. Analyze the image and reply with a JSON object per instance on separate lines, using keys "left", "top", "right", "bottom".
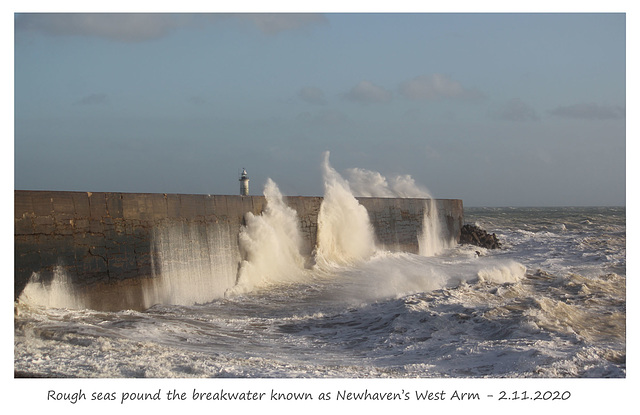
{"left": 14, "top": 190, "right": 463, "bottom": 311}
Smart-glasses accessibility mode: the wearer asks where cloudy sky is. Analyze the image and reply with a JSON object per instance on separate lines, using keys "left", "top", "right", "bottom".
{"left": 13, "top": 11, "right": 627, "bottom": 206}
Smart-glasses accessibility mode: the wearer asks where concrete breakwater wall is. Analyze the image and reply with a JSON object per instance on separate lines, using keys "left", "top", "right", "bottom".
{"left": 14, "top": 190, "right": 463, "bottom": 311}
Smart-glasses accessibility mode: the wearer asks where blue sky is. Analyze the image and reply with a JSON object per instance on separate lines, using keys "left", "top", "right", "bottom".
{"left": 13, "top": 11, "right": 627, "bottom": 206}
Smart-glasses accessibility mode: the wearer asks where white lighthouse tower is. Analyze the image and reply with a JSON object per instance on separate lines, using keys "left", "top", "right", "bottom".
{"left": 239, "top": 168, "right": 249, "bottom": 196}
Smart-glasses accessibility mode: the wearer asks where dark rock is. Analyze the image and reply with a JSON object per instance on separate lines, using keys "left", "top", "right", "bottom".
{"left": 459, "top": 224, "right": 501, "bottom": 249}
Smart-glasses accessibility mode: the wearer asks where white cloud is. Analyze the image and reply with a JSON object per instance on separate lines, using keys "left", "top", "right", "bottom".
{"left": 240, "top": 14, "right": 327, "bottom": 35}
{"left": 424, "top": 145, "right": 442, "bottom": 160}
{"left": 296, "top": 109, "right": 350, "bottom": 126}
{"left": 399, "top": 73, "right": 480, "bottom": 101}
{"left": 298, "top": 87, "right": 327, "bottom": 105}
{"left": 493, "top": 98, "right": 539, "bottom": 122}
{"left": 187, "top": 96, "right": 207, "bottom": 106}
{"left": 74, "top": 93, "right": 109, "bottom": 106}
{"left": 15, "top": 13, "right": 327, "bottom": 42}
{"left": 548, "top": 103, "right": 625, "bottom": 120}
{"left": 344, "top": 80, "right": 393, "bottom": 104}
{"left": 15, "top": 13, "right": 185, "bottom": 42}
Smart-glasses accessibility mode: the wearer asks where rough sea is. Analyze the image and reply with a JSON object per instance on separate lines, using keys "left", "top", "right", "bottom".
{"left": 14, "top": 156, "right": 626, "bottom": 380}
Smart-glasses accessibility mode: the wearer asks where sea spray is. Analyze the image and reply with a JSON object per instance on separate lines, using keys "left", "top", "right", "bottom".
{"left": 346, "top": 168, "right": 432, "bottom": 198}
{"left": 314, "top": 152, "right": 377, "bottom": 267}
{"left": 150, "top": 221, "right": 238, "bottom": 306}
{"left": 139, "top": 179, "right": 307, "bottom": 303}
{"left": 389, "top": 174, "right": 432, "bottom": 198}
{"left": 345, "top": 168, "right": 397, "bottom": 197}
{"left": 419, "top": 199, "right": 455, "bottom": 256}
{"left": 344, "top": 165, "right": 453, "bottom": 256}
{"left": 311, "top": 154, "right": 465, "bottom": 303}
{"left": 226, "top": 178, "right": 307, "bottom": 296}
{"left": 18, "top": 266, "right": 86, "bottom": 309}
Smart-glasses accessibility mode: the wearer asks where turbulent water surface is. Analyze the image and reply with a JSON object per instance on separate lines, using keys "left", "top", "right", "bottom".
{"left": 14, "top": 157, "right": 625, "bottom": 378}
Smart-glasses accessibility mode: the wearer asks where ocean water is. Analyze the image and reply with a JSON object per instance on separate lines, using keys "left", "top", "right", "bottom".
{"left": 14, "top": 156, "right": 625, "bottom": 378}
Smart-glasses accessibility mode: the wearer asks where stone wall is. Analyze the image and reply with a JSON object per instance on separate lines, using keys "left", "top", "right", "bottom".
{"left": 14, "top": 190, "right": 463, "bottom": 310}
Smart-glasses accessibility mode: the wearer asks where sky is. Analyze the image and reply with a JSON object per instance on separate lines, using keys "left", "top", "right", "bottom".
{"left": 13, "top": 10, "right": 628, "bottom": 206}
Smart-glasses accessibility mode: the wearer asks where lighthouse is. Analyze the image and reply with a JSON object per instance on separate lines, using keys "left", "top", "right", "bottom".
{"left": 239, "top": 168, "right": 249, "bottom": 196}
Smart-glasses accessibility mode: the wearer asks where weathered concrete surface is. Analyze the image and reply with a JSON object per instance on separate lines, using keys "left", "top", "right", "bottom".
{"left": 358, "top": 197, "right": 463, "bottom": 254}
{"left": 14, "top": 190, "right": 463, "bottom": 310}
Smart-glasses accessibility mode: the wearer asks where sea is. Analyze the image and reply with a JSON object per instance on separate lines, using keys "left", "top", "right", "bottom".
{"left": 14, "top": 155, "right": 626, "bottom": 381}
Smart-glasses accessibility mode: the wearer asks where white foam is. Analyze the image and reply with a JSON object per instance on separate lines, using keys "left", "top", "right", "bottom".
{"left": 323, "top": 251, "right": 527, "bottom": 305}
{"left": 477, "top": 260, "right": 527, "bottom": 284}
